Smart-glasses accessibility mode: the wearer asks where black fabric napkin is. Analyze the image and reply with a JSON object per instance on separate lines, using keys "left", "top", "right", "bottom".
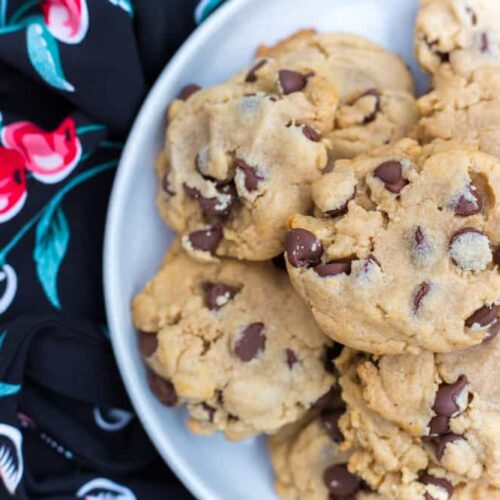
{"left": 0, "top": 0, "right": 225, "bottom": 498}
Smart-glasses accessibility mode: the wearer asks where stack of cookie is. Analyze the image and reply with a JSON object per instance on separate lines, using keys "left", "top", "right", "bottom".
{"left": 133, "top": 1, "right": 500, "bottom": 498}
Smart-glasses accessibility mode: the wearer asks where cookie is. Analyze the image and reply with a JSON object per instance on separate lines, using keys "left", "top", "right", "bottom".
{"left": 337, "top": 335, "right": 500, "bottom": 498}
{"left": 268, "top": 376, "right": 376, "bottom": 500}
{"left": 157, "top": 69, "right": 337, "bottom": 261}
{"left": 415, "top": 0, "right": 500, "bottom": 78}
{"left": 132, "top": 241, "right": 334, "bottom": 440}
{"left": 252, "top": 30, "right": 417, "bottom": 160}
{"left": 417, "top": 66, "right": 500, "bottom": 160}
{"left": 284, "top": 139, "right": 500, "bottom": 354}
{"left": 256, "top": 30, "right": 414, "bottom": 103}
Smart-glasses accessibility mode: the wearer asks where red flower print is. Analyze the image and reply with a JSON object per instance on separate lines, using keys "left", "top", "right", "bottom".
{"left": 0, "top": 148, "right": 27, "bottom": 223}
{"left": 1, "top": 117, "right": 82, "bottom": 184}
{"left": 40, "top": 0, "right": 89, "bottom": 44}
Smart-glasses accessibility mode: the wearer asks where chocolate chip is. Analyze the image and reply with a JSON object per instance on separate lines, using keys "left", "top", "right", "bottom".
{"left": 183, "top": 183, "right": 201, "bottom": 199}
{"left": 325, "top": 189, "right": 356, "bottom": 218}
{"left": 202, "top": 403, "right": 216, "bottom": 422}
{"left": 245, "top": 60, "right": 267, "bottom": 82}
{"left": 465, "top": 304, "right": 498, "bottom": 328}
{"left": 284, "top": 229, "right": 323, "bottom": 268}
{"left": 435, "top": 433, "right": 464, "bottom": 461}
{"left": 433, "top": 375, "right": 469, "bottom": 417}
{"left": 420, "top": 473, "right": 454, "bottom": 499}
{"left": 199, "top": 183, "right": 239, "bottom": 220}
{"left": 453, "top": 185, "right": 482, "bottom": 216}
{"left": 179, "top": 84, "right": 201, "bottom": 100}
{"left": 138, "top": 332, "right": 158, "bottom": 357}
{"left": 216, "top": 390, "right": 224, "bottom": 405}
{"left": 428, "top": 415, "right": 450, "bottom": 437}
{"left": 302, "top": 125, "right": 321, "bottom": 142}
{"left": 285, "top": 349, "right": 298, "bottom": 369}
{"left": 234, "top": 158, "right": 263, "bottom": 192}
{"left": 415, "top": 226, "right": 426, "bottom": 246}
{"left": 413, "top": 282, "right": 431, "bottom": 313}
{"left": 278, "top": 69, "right": 308, "bottom": 94}
{"left": 321, "top": 408, "right": 344, "bottom": 443}
{"left": 480, "top": 33, "right": 489, "bottom": 53}
{"left": 162, "top": 173, "right": 175, "bottom": 196}
{"left": 202, "top": 282, "right": 241, "bottom": 310}
{"left": 187, "top": 225, "right": 223, "bottom": 253}
{"left": 373, "top": 160, "right": 406, "bottom": 194}
{"left": 234, "top": 323, "right": 266, "bottom": 362}
{"left": 314, "top": 260, "right": 352, "bottom": 278}
{"left": 323, "top": 464, "right": 361, "bottom": 498}
{"left": 148, "top": 372, "right": 178, "bottom": 407}
{"left": 485, "top": 319, "right": 500, "bottom": 342}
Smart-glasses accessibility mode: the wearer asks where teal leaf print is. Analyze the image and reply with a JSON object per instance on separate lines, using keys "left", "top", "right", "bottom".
{"left": 195, "top": 0, "right": 225, "bottom": 23}
{"left": 0, "top": 381, "right": 20, "bottom": 398}
{"left": 108, "top": 0, "right": 134, "bottom": 16}
{"left": 26, "top": 18, "right": 75, "bottom": 92}
{"left": 0, "top": 330, "right": 5, "bottom": 350}
{"left": 33, "top": 204, "right": 70, "bottom": 309}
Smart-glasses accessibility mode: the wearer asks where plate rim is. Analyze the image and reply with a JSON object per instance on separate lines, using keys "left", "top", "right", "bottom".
{"left": 103, "top": 1, "right": 254, "bottom": 499}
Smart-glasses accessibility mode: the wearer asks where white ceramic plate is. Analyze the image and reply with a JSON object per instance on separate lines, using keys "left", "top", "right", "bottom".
{"left": 104, "top": 1, "right": 426, "bottom": 498}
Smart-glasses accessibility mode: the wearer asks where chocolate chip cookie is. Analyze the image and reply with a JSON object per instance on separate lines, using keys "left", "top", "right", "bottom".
{"left": 417, "top": 66, "right": 500, "bottom": 160}
{"left": 252, "top": 30, "right": 418, "bottom": 160}
{"left": 337, "top": 335, "right": 500, "bottom": 498}
{"left": 284, "top": 139, "right": 500, "bottom": 354}
{"left": 157, "top": 67, "right": 338, "bottom": 262}
{"left": 416, "top": 0, "right": 500, "bottom": 79}
{"left": 132, "top": 241, "right": 334, "bottom": 440}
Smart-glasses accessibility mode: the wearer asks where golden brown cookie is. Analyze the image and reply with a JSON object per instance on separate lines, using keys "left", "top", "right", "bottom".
{"left": 132, "top": 241, "right": 334, "bottom": 440}
{"left": 284, "top": 139, "right": 500, "bottom": 354}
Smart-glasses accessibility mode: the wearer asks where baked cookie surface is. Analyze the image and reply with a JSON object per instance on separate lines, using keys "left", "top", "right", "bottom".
{"left": 416, "top": 0, "right": 500, "bottom": 78}
{"left": 132, "top": 242, "right": 334, "bottom": 440}
{"left": 158, "top": 67, "right": 337, "bottom": 262}
{"left": 285, "top": 139, "right": 500, "bottom": 354}
{"left": 337, "top": 337, "right": 500, "bottom": 499}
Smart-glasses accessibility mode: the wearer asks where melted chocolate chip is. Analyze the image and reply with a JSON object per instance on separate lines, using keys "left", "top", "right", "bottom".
{"left": 234, "top": 158, "right": 263, "bottom": 192}
{"left": 415, "top": 226, "right": 426, "bottom": 246}
{"left": 413, "top": 282, "right": 431, "bottom": 313}
{"left": 435, "top": 433, "right": 464, "bottom": 461}
{"left": 245, "top": 60, "right": 267, "bottom": 82}
{"left": 278, "top": 69, "right": 308, "bottom": 94}
{"left": 465, "top": 304, "right": 499, "bottom": 328}
{"left": 179, "top": 84, "right": 201, "bottom": 101}
{"left": 234, "top": 323, "right": 266, "bottom": 362}
{"left": 373, "top": 160, "right": 407, "bottom": 194}
{"left": 202, "top": 282, "right": 241, "bottom": 310}
{"left": 453, "top": 185, "right": 482, "bottom": 216}
{"left": 428, "top": 415, "right": 450, "bottom": 437}
{"left": 187, "top": 226, "right": 223, "bottom": 254}
{"left": 325, "top": 189, "right": 356, "bottom": 218}
{"left": 138, "top": 331, "right": 158, "bottom": 357}
{"left": 323, "top": 464, "right": 361, "bottom": 498}
{"left": 285, "top": 349, "right": 298, "bottom": 369}
{"left": 433, "top": 375, "right": 469, "bottom": 417}
{"left": 302, "top": 125, "right": 321, "bottom": 142}
{"left": 284, "top": 229, "right": 323, "bottom": 268}
{"left": 199, "top": 184, "right": 239, "bottom": 220}
{"left": 420, "top": 473, "right": 454, "bottom": 499}
{"left": 183, "top": 184, "right": 201, "bottom": 199}
{"left": 314, "top": 260, "right": 352, "bottom": 278}
{"left": 148, "top": 372, "right": 178, "bottom": 407}
{"left": 494, "top": 246, "right": 500, "bottom": 267}
{"left": 313, "top": 384, "right": 340, "bottom": 409}
{"left": 321, "top": 408, "right": 344, "bottom": 443}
